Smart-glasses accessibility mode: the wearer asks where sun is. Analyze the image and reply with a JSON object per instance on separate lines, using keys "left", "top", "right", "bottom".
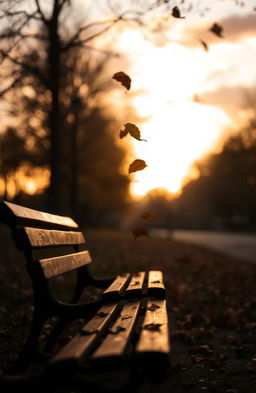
{"left": 130, "top": 101, "right": 230, "bottom": 197}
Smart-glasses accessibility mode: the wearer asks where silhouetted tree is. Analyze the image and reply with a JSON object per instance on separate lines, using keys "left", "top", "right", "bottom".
{"left": 0, "top": 0, "right": 211, "bottom": 211}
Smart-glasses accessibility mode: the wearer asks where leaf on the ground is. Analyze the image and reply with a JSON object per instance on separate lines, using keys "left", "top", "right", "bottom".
{"left": 120, "top": 123, "right": 147, "bottom": 141}
{"left": 96, "top": 311, "right": 110, "bottom": 318}
{"left": 143, "top": 323, "right": 162, "bottom": 331}
{"left": 141, "top": 210, "right": 158, "bottom": 221}
{"left": 81, "top": 328, "right": 99, "bottom": 335}
{"left": 109, "top": 325, "right": 126, "bottom": 334}
{"left": 130, "top": 280, "right": 140, "bottom": 286}
{"left": 199, "top": 39, "right": 208, "bottom": 51}
{"left": 132, "top": 227, "right": 149, "bottom": 238}
{"left": 121, "top": 315, "right": 132, "bottom": 320}
{"left": 128, "top": 159, "right": 147, "bottom": 174}
{"left": 147, "top": 304, "right": 161, "bottom": 311}
{"left": 209, "top": 22, "right": 224, "bottom": 38}
{"left": 113, "top": 71, "right": 131, "bottom": 90}
{"left": 172, "top": 6, "right": 185, "bottom": 19}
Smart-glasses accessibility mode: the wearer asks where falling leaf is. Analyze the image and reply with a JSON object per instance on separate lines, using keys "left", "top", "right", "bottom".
{"left": 120, "top": 123, "right": 147, "bottom": 141}
{"left": 146, "top": 304, "right": 161, "bottom": 311}
{"left": 172, "top": 6, "right": 185, "bottom": 19}
{"left": 209, "top": 23, "right": 224, "bottom": 38}
{"left": 142, "top": 210, "right": 158, "bottom": 221}
{"left": 199, "top": 39, "right": 208, "bottom": 51}
{"left": 128, "top": 159, "right": 147, "bottom": 174}
{"left": 143, "top": 323, "right": 162, "bottom": 331}
{"left": 112, "top": 71, "right": 131, "bottom": 90}
{"left": 132, "top": 227, "right": 149, "bottom": 238}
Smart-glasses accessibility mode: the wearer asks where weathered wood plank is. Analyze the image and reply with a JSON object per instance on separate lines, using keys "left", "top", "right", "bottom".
{"left": 49, "top": 303, "right": 119, "bottom": 368}
{"left": 147, "top": 270, "right": 166, "bottom": 298}
{"left": 39, "top": 250, "right": 91, "bottom": 279}
{"left": 93, "top": 301, "right": 141, "bottom": 360}
{"left": 1, "top": 201, "right": 78, "bottom": 229}
{"left": 103, "top": 274, "right": 130, "bottom": 300}
{"left": 135, "top": 299, "right": 170, "bottom": 357}
{"left": 22, "top": 227, "right": 85, "bottom": 248}
{"left": 125, "top": 272, "right": 145, "bottom": 297}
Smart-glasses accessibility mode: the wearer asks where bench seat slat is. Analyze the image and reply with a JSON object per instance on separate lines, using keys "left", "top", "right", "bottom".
{"left": 21, "top": 227, "right": 85, "bottom": 248}
{"left": 93, "top": 301, "right": 141, "bottom": 361}
{"left": 1, "top": 201, "right": 78, "bottom": 229}
{"left": 49, "top": 303, "right": 119, "bottom": 369}
{"left": 39, "top": 250, "right": 91, "bottom": 279}
{"left": 136, "top": 299, "right": 170, "bottom": 357}
{"left": 103, "top": 274, "right": 130, "bottom": 300}
{"left": 125, "top": 272, "right": 146, "bottom": 297}
{"left": 147, "top": 270, "right": 166, "bottom": 298}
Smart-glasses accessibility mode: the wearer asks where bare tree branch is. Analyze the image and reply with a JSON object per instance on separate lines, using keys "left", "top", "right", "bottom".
{"left": 0, "top": 51, "right": 49, "bottom": 87}
{"left": 35, "top": 0, "right": 48, "bottom": 24}
{"left": 0, "top": 77, "right": 21, "bottom": 97}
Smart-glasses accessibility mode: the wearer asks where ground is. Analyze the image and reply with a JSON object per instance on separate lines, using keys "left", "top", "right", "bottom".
{"left": 1, "top": 227, "right": 256, "bottom": 392}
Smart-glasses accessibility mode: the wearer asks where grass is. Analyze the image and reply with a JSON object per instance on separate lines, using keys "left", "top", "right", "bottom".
{"left": 1, "top": 227, "right": 256, "bottom": 392}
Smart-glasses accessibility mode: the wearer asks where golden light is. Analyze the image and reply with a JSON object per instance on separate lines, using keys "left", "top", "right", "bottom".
{"left": 130, "top": 101, "right": 230, "bottom": 197}
{"left": 114, "top": 28, "right": 232, "bottom": 198}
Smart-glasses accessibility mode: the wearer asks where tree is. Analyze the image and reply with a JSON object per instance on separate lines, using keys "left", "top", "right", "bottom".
{"left": 0, "top": 0, "right": 211, "bottom": 212}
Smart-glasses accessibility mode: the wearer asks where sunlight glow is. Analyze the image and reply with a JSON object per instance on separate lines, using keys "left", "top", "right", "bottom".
{"left": 114, "top": 28, "right": 233, "bottom": 197}
{"left": 130, "top": 102, "right": 229, "bottom": 196}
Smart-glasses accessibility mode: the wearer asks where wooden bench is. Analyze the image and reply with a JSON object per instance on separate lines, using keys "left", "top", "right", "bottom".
{"left": 0, "top": 200, "right": 170, "bottom": 392}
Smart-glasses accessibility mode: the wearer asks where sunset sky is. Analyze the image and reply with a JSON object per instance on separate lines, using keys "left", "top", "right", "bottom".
{"left": 104, "top": 0, "right": 256, "bottom": 197}
{"left": 1, "top": 1, "right": 256, "bottom": 200}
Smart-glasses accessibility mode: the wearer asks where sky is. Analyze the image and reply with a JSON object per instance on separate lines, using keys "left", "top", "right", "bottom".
{"left": 1, "top": 0, "right": 256, "bottom": 199}
{"left": 101, "top": 0, "right": 256, "bottom": 198}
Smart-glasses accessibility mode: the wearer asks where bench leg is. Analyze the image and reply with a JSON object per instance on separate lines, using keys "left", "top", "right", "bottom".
{"left": 8, "top": 309, "right": 49, "bottom": 374}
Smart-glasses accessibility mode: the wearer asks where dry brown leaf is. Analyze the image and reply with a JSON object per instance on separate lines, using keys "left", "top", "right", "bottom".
{"left": 143, "top": 323, "right": 162, "bottom": 331}
{"left": 128, "top": 159, "right": 147, "bottom": 174}
{"left": 199, "top": 39, "right": 208, "bottom": 51}
{"left": 113, "top": 71, "right": 131, "bottom": 90}
{"left": 146, "top": 304, "right": 161, "bottom": 311}
{"left": 109, "top": 325, "right": 126, "bottom": 334}
{"left": 172, "top": 6, "right": 185, "bottom": 19}
{"left": 209, "top": 23, "right": 224, "bottom": 38}
{"left": 120, "top": 123, "right": 147, "bottom": 141}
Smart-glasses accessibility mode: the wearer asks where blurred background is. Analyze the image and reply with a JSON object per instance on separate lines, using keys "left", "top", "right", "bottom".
{"left": 1, "top": 0, "right": 256, "bottom": 232}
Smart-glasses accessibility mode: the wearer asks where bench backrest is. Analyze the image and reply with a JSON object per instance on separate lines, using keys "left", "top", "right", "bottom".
{"left": 0, "top": 200, "right": 92, "bottom": 280}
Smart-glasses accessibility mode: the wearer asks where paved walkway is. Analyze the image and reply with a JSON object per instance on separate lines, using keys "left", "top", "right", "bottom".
{"left": 150, "top": 229, "right": 256, "bottom": 263}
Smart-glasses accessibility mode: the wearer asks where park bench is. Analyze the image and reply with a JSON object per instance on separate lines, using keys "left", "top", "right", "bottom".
{"left": 0, "top": 200, "right": 170, "bottom": 392}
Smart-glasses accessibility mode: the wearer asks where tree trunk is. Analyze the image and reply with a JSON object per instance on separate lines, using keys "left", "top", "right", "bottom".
{"left": 47, "top": 7, "right": 63, "bottom": 213}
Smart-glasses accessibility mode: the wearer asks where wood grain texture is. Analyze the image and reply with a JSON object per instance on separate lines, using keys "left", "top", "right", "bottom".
{"left": 148, "top": 270, "right": 166, "bottom": 298}
{"left": 23, "top": 227, "right": 85, "bottom": 248}
{"left": 49, "top": 303, "right": 119, "bottom": 367}
{"left": 103, "top": 274, "right": 130, "bottom": 299}
{"left": 93, "top": 301, "right": 141, "bottom": 360}
{"left": 125, "top": 272, "right": 145, "bottom": 297}
{"left": 39, "top": 250, "right": 91, "bottom": 279}
{"left": 2, "top": 201, "right": 78, "bottom": 228}
{"left": 136, "top": 299, "right": 170, "bottom": 355}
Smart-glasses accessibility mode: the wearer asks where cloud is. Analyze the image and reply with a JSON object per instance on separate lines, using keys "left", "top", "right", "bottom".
{"left": 199, "top": 84, "right": 256, "bottom": 119}
{"left": 182, "top": 13, "right": 256, "bottom": 48}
